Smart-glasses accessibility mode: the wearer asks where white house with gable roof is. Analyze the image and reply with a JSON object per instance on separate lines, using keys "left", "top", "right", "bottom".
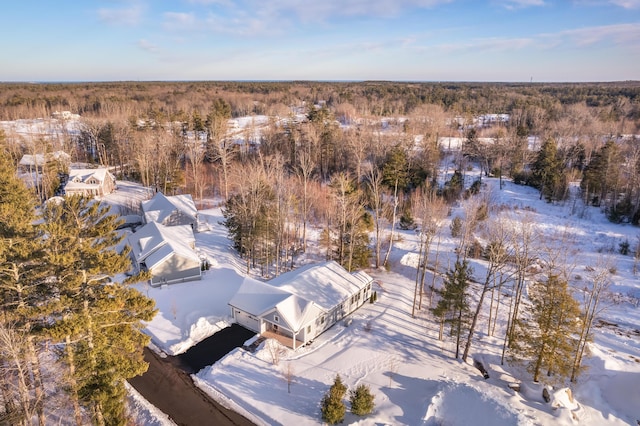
{"left": 228, "top": 261, "right": 373, "bottom": 349}
{"left": 127, "top": 221, "right": 202, "bottom": 286}
{"left": 141, "top": 192, "right": 198, "bottom": 231}
{"left": 64, "top": 168, "right": 116, "bottom": 198}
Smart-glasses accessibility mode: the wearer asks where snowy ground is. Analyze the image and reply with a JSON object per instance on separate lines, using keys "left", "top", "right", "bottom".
{"left": 104, "top": 175, "right": 640, "bottom": 426}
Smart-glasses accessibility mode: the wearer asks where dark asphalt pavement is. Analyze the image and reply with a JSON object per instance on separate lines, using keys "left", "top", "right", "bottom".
{"left": 129, "top": 324, "right": 257, "bottom": 426}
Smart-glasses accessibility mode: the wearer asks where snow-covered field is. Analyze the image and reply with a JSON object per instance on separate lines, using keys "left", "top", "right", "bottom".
{"left": 106, "top": 176, "right": 640, "bottom": 426}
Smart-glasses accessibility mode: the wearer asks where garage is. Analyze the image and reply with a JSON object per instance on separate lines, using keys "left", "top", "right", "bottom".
{"left": 233, "top": 309, "right": 261, "bottom": 333}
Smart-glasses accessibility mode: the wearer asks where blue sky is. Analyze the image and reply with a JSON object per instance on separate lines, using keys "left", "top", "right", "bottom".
{"left": 1, "top": 0, "right": 639, "bottom": 82}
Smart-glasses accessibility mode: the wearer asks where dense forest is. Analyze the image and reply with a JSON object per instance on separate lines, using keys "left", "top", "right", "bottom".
{"left": 2, "top": 81, "right": 640, "bottom": 121}
{"left": 3, "top": 80, "right": 640, "bottom": 270}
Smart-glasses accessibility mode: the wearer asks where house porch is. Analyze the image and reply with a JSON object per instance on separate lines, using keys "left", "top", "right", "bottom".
{"left": 261, "top": 330, "right": 305, "bottom": 350}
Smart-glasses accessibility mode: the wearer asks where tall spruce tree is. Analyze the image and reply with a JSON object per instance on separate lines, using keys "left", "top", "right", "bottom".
{"left": 581, "top": 140, "right": 623, "bottom": 219}
{"left": 41, "top": 196, "right": 156, "bottom": 426}
{"left": 511, "top": 275, "right": 581, "bottom": 383}
{"left": 0, "top": 146, "right": 50, "bottom": 425}
{"left": 531, "top": 138, "right": 565, "bottom": 202}
{"left": 431, "top": 260, "right": 472, "bottom": 358}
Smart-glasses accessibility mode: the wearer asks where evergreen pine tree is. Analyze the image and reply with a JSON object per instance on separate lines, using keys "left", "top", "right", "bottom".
{"left": 41, "top": 195, "right": 157, "bottom": 426}
{"left": 0, "top": 146, "right": 50, "bottom": 425}
{"left": 531, "top": 138, "right": 565, "bottom": 202}
{"left": 349, "top": 384, "right": 375, "bottom": 416}
{"left": 581, "top": 140, "right": 623, "bottom": 219}
{"left": 511, "top": 275, "right": 581, "bottom": 383}
{"left": 321, "top": 374, "right": 347, "bottom": 424}
{"left": 381, "top": 146, "right": 410, "bottom": 267}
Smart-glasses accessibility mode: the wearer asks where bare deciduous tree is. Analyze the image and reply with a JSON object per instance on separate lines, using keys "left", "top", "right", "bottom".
{"left": 462, "top": 217, "right": 514, "bottom": 362}
{"left": 411, "top": 187, "right": 448, "bottom": 316}
{"left": 571, "top": 258, "right": 614, "bottom": 382}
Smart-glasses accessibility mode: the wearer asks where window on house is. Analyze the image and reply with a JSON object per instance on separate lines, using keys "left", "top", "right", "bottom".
{"left": 320, "top": 316, "right": 325, "bottom": 324}
{"left": 274, "top": 315, "right": 279, "bottom": 323}
{"left": 307, "top": 325, "right": 311, "bottom": 334}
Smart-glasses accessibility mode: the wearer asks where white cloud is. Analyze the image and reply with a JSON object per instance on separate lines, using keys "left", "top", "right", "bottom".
{"left": 555, "top": 23, "right": 640, "bottom": 47}
{"left": 573, "top": 0, "right": 640, "bottom": 8}
{"left": 204, "top": 12, "right": 280, "bottom": 36}
{"left": 431, "top": 22, "right": 640, "bottom": 53}
{"left": 186, "top": 0, "right": 233, "bottom": 4}
{"left": 137, "top": 39, "right": 159, "bottom": 54}
{"left": 258, "top": 0, "right": 453, "bottom": 21}
{"left": 160, "top": 0, "right": 453, "bottom": 38}
{"left": 609, "top": 0, "right": 640, "bottom": 8}
{"left": 493, "top": 0, "right": 546, "bottom": 9}
{"left": 97, "top": 4, "right": 144, "bottom": 26}
{"left": 436, "top": 36, "right": 536, "bottom": 53}
{"left": 163, "top": 12, "right": 199, "bottom": 31}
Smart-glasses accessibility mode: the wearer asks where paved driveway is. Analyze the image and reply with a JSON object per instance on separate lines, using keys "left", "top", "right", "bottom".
{"left": 129, "top": 324, "right": 257, "bottom": 426}
{"left": 179, "top": 324, "right": 256, "bottom": 373}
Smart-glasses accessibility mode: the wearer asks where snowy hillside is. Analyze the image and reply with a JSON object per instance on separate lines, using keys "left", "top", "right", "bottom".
{"left": 109, "top": 175, "right": 640, "bottom": 426}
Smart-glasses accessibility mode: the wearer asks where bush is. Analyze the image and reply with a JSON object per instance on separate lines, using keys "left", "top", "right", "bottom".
{"left": 467, "top": 239, "right": 483, "bottom": 259}
{"left": 398, "top": 209, "right": 417, "bottom": 230}
{"left": 512, "top": 170, "right": 530, "bottom": 185}
{"left": 350, "top": 384, "right": 375, "bottom": 416}
{"left": 476, "top": 202, "right": 488, "bottom": 221}
{"left": 620, "top": 239, "right": 630, "bottom": 255}
{"left": 468, "top": 179, "right": 481, "bottom": 195}
{"left": 450, "top": 216, "right": 462, "bottom": 238}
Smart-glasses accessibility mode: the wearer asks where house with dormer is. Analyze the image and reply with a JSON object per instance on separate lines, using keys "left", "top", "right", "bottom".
{"left": 228, "top": 261, "right": 373, "bottom": 349}
{"left": 64, "top": 167, "right": 116, "bottom": 198}
{"left": 127, "top": 221, "right": 202, "bottom": 286}
{"left": 141, "top": 192, "right": 198, "bottom": 231}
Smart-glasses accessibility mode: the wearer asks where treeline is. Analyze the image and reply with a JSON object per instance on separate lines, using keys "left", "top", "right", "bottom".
{"left": 1, "top": 81, "right": 639, "bottom": 121}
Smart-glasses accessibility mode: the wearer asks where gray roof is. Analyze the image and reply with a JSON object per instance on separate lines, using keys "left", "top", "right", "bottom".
{"left": 229, "top": 261, "right": 373, "bottom": 332}
{"left": 141, "top": 192, "right": 197, "bottom": 224}
{"left": 127, "top": 221, "right": 199, "bottom": 270}
{"left": 267, "top": 261, "right": 373, "bottom": 311}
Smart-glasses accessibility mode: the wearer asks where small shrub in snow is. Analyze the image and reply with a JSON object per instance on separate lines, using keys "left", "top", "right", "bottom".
{"left": 619, "top": 239, "right": 630, "bottom": 255}
{"left": 450, "top": 216, "right": 462, "bottom": 237}
{"left": 467, "top": 239, "right": 483, "bottom": 259}
{"left": 266, "top": 339, "right": 284, "bottom": 365}
{"left": 349, "top": 384, "right": 375, "bottom": 416}
{"left": 398, "top": 209, "right": 417, "bottom": 230}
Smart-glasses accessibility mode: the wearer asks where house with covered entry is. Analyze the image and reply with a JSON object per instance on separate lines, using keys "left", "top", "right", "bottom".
{"left": 64, "top": 167, "right": 116, "bottom": 198}
{"left": 228, "top": 261, "right": 374, "bottom": 350}
{"left": 127, "top": 221, "right": 202, "bottom": 286}
{"left": 141, "top": 192, "right": 198, "bottom": 231}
